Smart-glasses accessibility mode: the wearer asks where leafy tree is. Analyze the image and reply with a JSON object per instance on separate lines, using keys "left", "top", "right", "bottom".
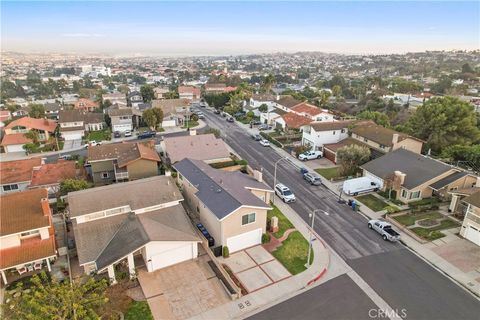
{"left": 332, "top": 85, "right": 342, "bottom": 98}
{"left": 462, "top": 63, "right": 474, "bottom": 74}
{"left": 143, "top": 109, "right": 158, "bottom": 130}
{"left": 2, "top": 272, "right": 107, "bottom": 320}
{"left": 1, "top": 80, "right": 26, "bottom": 101}
{"left": 203, "top": 128, "right": 221, "bottom": 138}
{"left": 357, "top": 110, "right": 391, "bottom": 127}
{"left": 28, "top": 104, "right": 46, "bottom": 118}
{"left": 258, "top": 103, "right": 269, "bottom": 113}
{"left": 246, "top": 111, "right": 255, "bottom": 118}
{"left": 261, "top": 74, "right": 276, "bottom": 93}
{"left": 163, "top": 91, "right": 179, "bottom": 99}
{"left": 318, "top": 90, "right": 331, "bottom": 107}
{"left": 60, "top": 179, "right": 91, "bottom": 196}
{"left": 336, "top": 145, "right": 371, "bottom": 176}
{"left": 140, "top": 84, "right": 155, "bottom": 103}
{"left": 24, "top": 130, "right": 40, "bottom": 144}
{"left": 430, "top": 76, "right": 452, "bottom": 94}
{"left": 441, "top": 144, "right": 480, "bottom": 165}
{"left": 405, "top": 96, "right": 480, "bottom": 153}
{"left": 152, "top": 107, "right": 164, "bottom": 129}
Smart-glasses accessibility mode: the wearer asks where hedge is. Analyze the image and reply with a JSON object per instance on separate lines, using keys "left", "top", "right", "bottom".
{"left": 209, "top": 159, "right": 248, "bottom": 169}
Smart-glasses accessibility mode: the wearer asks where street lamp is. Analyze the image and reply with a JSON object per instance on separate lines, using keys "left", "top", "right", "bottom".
{"left": 272, "top": 157, "right": 289, "bottom": 205}
{"left": 306, "top": 208, "right": 330, "bottom": 268}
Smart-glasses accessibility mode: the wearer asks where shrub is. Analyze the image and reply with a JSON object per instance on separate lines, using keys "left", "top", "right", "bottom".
{"left": 262, "top": 233, "right": 271, "bottom": 244}
{"left": 222, "top": 246, "right": 230, "bottom": 258}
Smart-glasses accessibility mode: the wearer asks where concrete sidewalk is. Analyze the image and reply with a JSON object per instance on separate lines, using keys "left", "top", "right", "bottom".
{"left": 188, "top": 195, "right": 330, "bottom": 320}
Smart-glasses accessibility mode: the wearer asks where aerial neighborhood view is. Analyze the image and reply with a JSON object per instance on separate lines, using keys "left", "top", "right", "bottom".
{"left": 1, "top": 1, "right": 480, "bottom": 319}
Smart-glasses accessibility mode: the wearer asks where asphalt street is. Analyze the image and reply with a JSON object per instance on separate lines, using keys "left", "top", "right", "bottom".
{"left": 203, "top": 109, "right": 480, "bottom": 320}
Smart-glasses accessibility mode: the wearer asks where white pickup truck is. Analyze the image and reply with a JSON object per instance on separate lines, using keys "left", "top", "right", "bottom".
{"left": 298, "top": 150, "right": 323, "bottom": 161}
{"left": 368, "top": 220, "right": 401, "bottom": 242}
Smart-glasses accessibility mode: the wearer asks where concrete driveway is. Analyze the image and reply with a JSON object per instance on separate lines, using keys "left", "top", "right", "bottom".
{"left": 138, "top": 249, "right": 229, "bottom": 320}
{"left": 221, "top": 245, "right": 291, "bottom": 293}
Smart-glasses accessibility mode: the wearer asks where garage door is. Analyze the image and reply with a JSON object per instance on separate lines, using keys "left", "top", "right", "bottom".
{"left": 226, "top": 228, "right": 262, "bottom": 253}
{"left": 6, "top": 144, "right": 25, "bottom": 153}
{"left": 64, "top": 132, "right": 83, "bottom": 140}
{"left": 150, "top": 243, "right": 194, "bottom": 271}
{"left": 324, "top": 148, "right": 336, "bottom": 163}
{"left": 465, "top": 225, "right": 480, "bottom": 246}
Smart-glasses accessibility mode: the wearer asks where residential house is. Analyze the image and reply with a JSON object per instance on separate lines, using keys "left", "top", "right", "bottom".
{"left": 11, "top": 109, "right": 29, "bottom": 118}
{"left": 69, "top": 176, "right": 200, "bottom": 283}
{"left": 109, "top": 109, "right": 133, "bottom": 133}
{"left": 154, "top": 87, "right": 169, "bottom": 99}
{"left": 0, "top": 110, "right": 12, "bottom": 123}
{"left": 151, "top": 99, "right": 191, "bottom": 127}
{"left": 174, "top": 158, "right": 273, "bottom": 253}
{"left": 128, "top": 91, "right": 143, "bottom": 108}
{"left": 204, "top": 83, "right": 236, "bottom": 94}
{"left": 275, "top": 96, "right": 303, "bottom": 112}
{"left": 178, "top": 86, "right": 201, "bottom": 101}
{"left": 247, "top": 94, "right": 278, "bottom": 110}
{"left": 301, "top": 120, "right": 352, "bottom": 152}
{"left": 290, "top": 102, "right": 335, "bottom": 122}
{"left": 361, "top": 149, "right": 477, "bottom": 203}
{"left": 459, "top": 190, "right": 480, "bottom": 246}
{"left": 448, "top": 186, "right": 479, "bottom": 216}
{"left": 275, "top": 112, "right": 312, "bottom": 131}
{"left": 43, "top": 102, "right": 63, "bottom": 119}
{"left": 162, "top": 133, "right": 231, "bottom": 165}
{"left": 1, "top": 117, "right": 57, "bottom": 153}
{"left": 28, "top": 160, "right": 78, "bottom": 200}
{"left": 74, "top": 98, "right": 99, "bottom": 112}
{"left": 86, "top": 141, "right": 160, "bottom": 185}
{"left": 0, "top": 158, "right": 43, "bottom": 194}
{"left": 103, "top": 93, "right": 127, "bottom": 108}
{"left": 58, "top": 110, "right": 104, "bottom": 142}
{"left": 0, "top": 189, "right": 57, "bottom": 285}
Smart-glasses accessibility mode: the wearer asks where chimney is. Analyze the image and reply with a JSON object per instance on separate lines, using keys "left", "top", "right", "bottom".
{"left": 190, "top": 129, "right": 197, "bottom": 136}
{"left": 41, "top": 198, "right": 51, "bottom": 217}
{"left": 392, "top": 133, "right": 399, "bottom": 145}
{"left": 253, "top": 169, "right": 263, "bottom": 183}
{"left": 394, "top": 171, "right": 406, "bottom": 185}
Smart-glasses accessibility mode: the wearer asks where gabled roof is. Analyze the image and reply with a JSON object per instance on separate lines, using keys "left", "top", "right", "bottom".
{"left": 1, "top": 188, "right": 50, "bottom": 236}
{"left": 30, "top": 160, "right": 77, "bottom": 187}
{"left": 0, "top": 158, "right": 42, "bottom": 184}
{"left": 276, "top": 96, "right": 303, "bottom": 109}
{"left": 83, "top": 112, "right": 104, "bottom": 124}
{"left": 5, "top": 117, "right": 57, "bottom": 133}
{"left": 351, "top": 121, "right": 422, "bottom": 147}
{"left": 0, "top": 237, "right": 56, "bottom": 270}
{"left": 463, "top": 190, "right": 480, "bottom": 208}
{"left": 1, "top": 133, "right": 33, "bottom": 146}
{"left": 361, "top": 149, "right": 452, "bottom": 190}
{"left": 173, "top": 158, "right": 272, "bottom": 220}
{"left": 163, "top": 134, "right": 230, "bottom": 163}
{"left": 429, "top": 171, "right": 468, "bottom": 191}
{"left": 59, "top": 110, "right": 84, "bottom": 123}
{"left": 68, "top": 176, "right": 181, "bottom": 218}
{"left": 290, "top": 102, "right": 323, "bottom": 116}
{"left": 87, "top": 141, "right": 160, "bottom": 167}
{"left": 108, "top": 108, "right": 132, "bottom": 117}
{"left": 281, "top": 112, "right": 312, "bottom": 129}
{"left": 178, "top": 86, "right": 201, "bottom": 96}
{"left": 151, "top": 99, "right": 190, "bottom": 116}
{"left": 310, "top": 120, "right": 352, "bottom": 132}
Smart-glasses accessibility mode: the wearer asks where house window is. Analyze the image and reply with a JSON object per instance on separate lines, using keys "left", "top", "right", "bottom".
{"left": 341, "top": 129, "right": 345, "bottom": 133}
{"left": 332, "top": 131, "right": 336, "bottom": 135}
{"left": 364, "top": 138, "right": 368, "bottom": 142}
{"left": 102, "top": 172, "right": 109, "bottom": 179}
{"left": 401, "top": 189, "right": 408, "bottom": 198}
{"left": 20, "top": 230, "right": 40, "bottom": 238}
{"left": 3, "top": 184, "right": 19, "bottom": 192}
{"left": 242, "top": 213, "right": 256, "bottom": 225}
{"left": 410, "top": 191, "right": 421, "bottom": 199}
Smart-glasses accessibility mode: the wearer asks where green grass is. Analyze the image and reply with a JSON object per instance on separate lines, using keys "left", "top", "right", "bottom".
{"left": 355, "top": 194, "right": 390, "bottom": 212}
{"left": 271, "top": 231, "right": 313, "bottom": 275}
{"left": 125, "top": 301, "right": 153, "bottom": 320}
{"left": 393, "top": 211, "right": 443, "bottom": 227}
{"left": 267, "top": 204, "right": 294, "bottom": 239}
{"left": 410, "top": 228, "right": 445, "bottom": 241}
{"left": 87, "top": 129, "right": 111, "bottom": 141}
{"left": 314, "top": 167, "right": 340, "bottom": 180}
{"left": 182, "top": 120, "right": 199, "bottom": 129}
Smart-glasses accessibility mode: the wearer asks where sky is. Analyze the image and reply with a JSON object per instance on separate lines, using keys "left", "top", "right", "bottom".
{"left": 1, "top": 1, "right": 479, "bottom": 56}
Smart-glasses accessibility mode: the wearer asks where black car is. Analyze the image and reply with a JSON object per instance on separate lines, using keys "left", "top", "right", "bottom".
{"left": 213, "top": 109, "right": 221, "bottom": 114}
{"left": 113, "top": 131, "right": 121, "bottom": 138}
{"left": 251, "top": 134, "right": 262, "bottom": 141}
{"left": 226, "top": 117, "right": 234, "bottom": 122}
{"left": 138, "top": 131, "right": 156, "bottom": 139}
{"left": 250, "top": 120, "right": 262, "bottom": 126}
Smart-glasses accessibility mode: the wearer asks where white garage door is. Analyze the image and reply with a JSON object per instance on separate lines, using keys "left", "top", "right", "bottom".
{"left": 465, "top": 225, "right": 480, "bottom": 246}
{"left": 162, "top": 119, "right": 176, "bottom": 128}
{"left": 226, "top": 228, "right": 262, "bottom": 253}
{"left": 150, "top": 243, "right": 194, "bottom": 270}
{"left": 64, "top": 132, "right": 83, "bottom": 140}
{"left": 6, "top": 144, "right": 25, "bottom": 153}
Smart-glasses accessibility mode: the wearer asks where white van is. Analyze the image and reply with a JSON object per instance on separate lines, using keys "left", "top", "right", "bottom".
{"left": 342, "top": 177, "right": 380, "bottom": 196}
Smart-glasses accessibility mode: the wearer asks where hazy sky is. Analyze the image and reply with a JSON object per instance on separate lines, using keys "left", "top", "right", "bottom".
{"left": 2, "top": 1, "right": 479, "bottom": 56}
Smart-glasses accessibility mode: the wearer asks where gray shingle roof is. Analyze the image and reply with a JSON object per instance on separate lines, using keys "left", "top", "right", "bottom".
{"left": 173, "top": 158, "right": 271, "bottom": 220}
{"left": 361, "top": 148, "right": 452, "bottom": 189}
{"left": 429, "top": 171, "right": 467, "bottom": 190}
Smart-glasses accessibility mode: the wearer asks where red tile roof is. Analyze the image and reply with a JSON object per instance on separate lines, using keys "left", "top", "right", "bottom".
{"left": 0, "top": 237, "right": 56, "bottom": 269}
{"left": 178, "top": 86, "right": 201, "bottom": 96}
{"left": 291, "top": 102, "right": 323, "bottom": 116}
{"left": 0, "top": 158, "right": 42, "bottom": 184}
{"left": 0, "top": 133, "right": 33, "bottom": 146}
{"left": 5, "top": 117, "right": 57, "bottom": 133}
{"left": 30, "top": 160, "right": 77, "bottom": 187}
{"left": 74, "top": 98, "right": 98, "bottom": 110}
{"left": 281, "top": 113, "right": 312, "bottom": 129}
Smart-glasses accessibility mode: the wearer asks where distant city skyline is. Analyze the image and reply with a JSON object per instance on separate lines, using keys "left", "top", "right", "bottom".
{"left": 2, "top": 1, "right": 479, "bottom": 56}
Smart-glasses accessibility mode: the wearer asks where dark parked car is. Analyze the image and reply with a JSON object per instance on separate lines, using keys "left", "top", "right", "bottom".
{"left": 138, "top": 131, "right": 156, "bottom": 139}
{"left": 213, "top": 109, "right": 221, "bottom": 114}
{"left": 251, "top": 134, "right": 262, "bottom": 141}
{"left": 250, "top": 120, "right": 262, "bottom": 126}
{"left": 113, "top": 131, "right": 121, "bottom": 138}
{"left": 226, "top": 117, "right": 234, "bottom": 123}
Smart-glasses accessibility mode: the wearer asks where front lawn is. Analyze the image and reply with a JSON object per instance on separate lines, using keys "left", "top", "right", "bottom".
{"left": 355, "top": 194, "right": 390, "bottom": 212}
{"left": 87, "top": 129, "right": 111, "bottom": 141}
{"left": 410, "top": 228, "right": 445, "bottom": 241}
{"left": 393, "top": 211, "right": 443, "bottom": 227}
{"left": 182, "top": 120, "right": 199, "bottom": 129}
{"left": 314, "top": 167, "right": 340, "bottom": 180}
{"left": 267, "top": 204, "right": 294, "bottom": 238}
{"left": 272, "top": 231, "right": 313, "bottom": 275}
{"left": 125, "top": 301, "right": 153, "bottom": 320}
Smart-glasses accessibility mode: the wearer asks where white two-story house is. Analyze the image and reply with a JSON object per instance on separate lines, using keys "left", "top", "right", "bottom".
{"left": 109, "top": 108, "right": 133, "bottom": 133}
{"left": 302, "top": 121, "right": 352, "bottom": 150}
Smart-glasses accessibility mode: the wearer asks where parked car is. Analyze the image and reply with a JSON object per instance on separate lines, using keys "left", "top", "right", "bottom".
{"left": 259, "top": 139, "right": 270, "bottom": 147}
{"left": 258, "top": 124, "right": 272, "bottom": 131}
{"left": 113, "top": 131, "right": 121, "bottom": 138}
{"left": 233, "top": 111, "right": 246, "bottom": 118}
{"left": 138, "top": 131, "right": 156, "bottom": 139}
{"left": 200, "top": 102, "right": 207, "bottom": 108}
{"left": 197, "top": 113, "right": 205, "bottom": 119}
{"left": 226, "top": 117, "right": 234, "bottom": 123}
{"left": 250, "top": 120, "right": 262, "bottom": 126}
{"left": 251, "top": 134, "right": 262, "bottom": 141}
{"left": 342, "top": 177, "right": 380, "bottom": 196}
{"left": 84, "top": 141, "right": 102, "bottom": 148}
{"left": 221, "top": 112, "right": 227, "bottom": 117}
{"left": 58, "top": 154, "right": 72, "bottom": 160}
{"left": 124, "top": 130, "right": 132, "bottom": 137}
{"left": 298, "top": 150, "right": 323, "bottom": 161}
{"left": 275, "top": 183, "right": 296, "bottom": 203}
{"left": 303, "top": 172, "right": 322, "bottom": 185}
{"left": 368, "top": 220, "right": 401, "bottom": 242}
{"left": 214, "top": 109, "right": 221, "bottom": 114}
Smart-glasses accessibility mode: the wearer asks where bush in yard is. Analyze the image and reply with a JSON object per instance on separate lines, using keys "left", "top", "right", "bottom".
{"left": 262, "top": 233, "right": 271, "bottom": 244}
{"left": 223, "top": 246, "right": 230, "bottom": 258}
{"left": 336, "top": 144, "right": 371, "bottom": 176}
{"left": 293, "top": 145, "right": 311, "bottom": 157}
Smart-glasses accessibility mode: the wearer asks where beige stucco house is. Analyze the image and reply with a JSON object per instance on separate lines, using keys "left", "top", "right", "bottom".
{"left": 173, "top": 158, "right": 273, "bottom": 252}
{"left": 459, "top": 190, "right": 480, "bottom": 246}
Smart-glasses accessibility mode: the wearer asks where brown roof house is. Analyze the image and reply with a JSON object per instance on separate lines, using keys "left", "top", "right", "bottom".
{"left": 58, "top": 110, "right": 105, "bottom": 142}
{"left": 178, "top": 86, "right": 201, "bottom": 101}
{"left": 0, "top": 158, "right": 43, "bottom": 194}
{"left": 28, "top": 160, "right": 78, "bottom": 199}
{"left": 108, "top": 108, "right": 133, "bottom": 133}
{"left": 459, "top": 189, "right": 480, "bottom": 246}
{"left": 161, "top": 132, "right": 230, "bottom": 164}
{"left": 174, "top": 158, "right": 273, "bottom": 253}
{"left": 87, "top": 141, "right": 160, "bottom": 186}
{"left": 69, "top": 176, "right": 200, "bottom": 283}
{"left": 1, "top": 117, "right": 57, "bottom": 153}
{"left": 0, "top": 189, "right": 57, "bottom": 285}
{"left": 151, "top": 98, "right": 191, "bottom": 128}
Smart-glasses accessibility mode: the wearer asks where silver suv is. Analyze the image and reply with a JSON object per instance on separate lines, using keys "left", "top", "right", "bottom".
{"left": 303, "top": 172, "right": 322, "bottom": 185}
{"left": 275, "top": 183, "right": 296, "bottom": 203}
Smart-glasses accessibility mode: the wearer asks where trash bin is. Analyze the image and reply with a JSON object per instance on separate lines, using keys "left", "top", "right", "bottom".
{"left": 348, "top": 199, "right": 353, "bottom": 207}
